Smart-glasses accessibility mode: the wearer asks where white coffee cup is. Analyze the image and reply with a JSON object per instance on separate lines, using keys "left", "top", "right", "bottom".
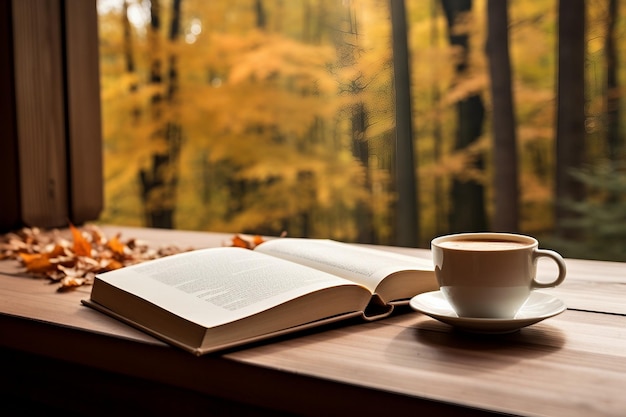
{"left": 431, "top": 232, "right": 567, "bottom": 318}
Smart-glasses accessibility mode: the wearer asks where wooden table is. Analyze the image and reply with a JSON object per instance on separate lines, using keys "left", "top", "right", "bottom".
{"left": 1, "top": 226, "right": 625, "bottom": 416}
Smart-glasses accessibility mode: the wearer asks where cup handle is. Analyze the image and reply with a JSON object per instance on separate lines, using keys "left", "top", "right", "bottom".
{"left": 531, "top": 249, "right": 567, "bottom": 288}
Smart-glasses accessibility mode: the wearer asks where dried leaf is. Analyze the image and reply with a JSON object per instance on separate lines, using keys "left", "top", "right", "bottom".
{"left": 231, "top": 235, "right": 253, "bottom": 249}
{"left": 103, "top": 259, "right": 124, "bottom": 271}
{"left": 107, "top": 234, "right": 126, "bottom": 257}
{"left": 229, "top": 233, "right": 274, "bottom": 249}
{"left": 58, "top": 276, "right": 88, "bottom": 291}
{"left": 19, "top": 252, "right": 55, "bottom": 274}
{"left": 70, "top": 223, "right": 92, "bottom": 257}
{"left": 253, "top": 235, "right": 266, "bottom": 247}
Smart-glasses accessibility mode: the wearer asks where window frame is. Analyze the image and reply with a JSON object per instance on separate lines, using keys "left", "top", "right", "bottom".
{"left": 0, "top": 0, "right": 102, "bottom": 232}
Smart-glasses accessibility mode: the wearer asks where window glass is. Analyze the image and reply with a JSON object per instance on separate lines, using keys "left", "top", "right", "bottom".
{"left": 97, "top": 0, "right": 626, "bottom": 261}
{"left": 98, "top": 0, "right": 396, "bottom": 244}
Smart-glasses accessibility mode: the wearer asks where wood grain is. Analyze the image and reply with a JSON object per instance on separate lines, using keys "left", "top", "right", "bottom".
{"left": 64, "top": 0, "right": 104, "bottom": 223}
{"left": 1, "top": 227, "right": 625, "bottom": 416}
{"left": 11, "top": 0, "right": 68, "bottom": 227}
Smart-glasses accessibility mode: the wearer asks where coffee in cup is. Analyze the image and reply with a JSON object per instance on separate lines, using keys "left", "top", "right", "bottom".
{"left": 431, "top": 232, "right": 566, "bottom": 318}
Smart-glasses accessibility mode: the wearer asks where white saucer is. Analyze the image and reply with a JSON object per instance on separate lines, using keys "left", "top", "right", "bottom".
{"left": 409, "top": 290, "right": 566, "bottom": 334}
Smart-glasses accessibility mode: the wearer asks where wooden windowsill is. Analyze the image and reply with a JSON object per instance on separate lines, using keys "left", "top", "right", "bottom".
{"left": 1, "top": 226, "right": 626, "bottom": 416}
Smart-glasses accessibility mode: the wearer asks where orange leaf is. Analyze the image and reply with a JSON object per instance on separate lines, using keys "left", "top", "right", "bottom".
{"left": 107, "top": 234, "right": 126, "bottom": 256}
{"left": 231, "top": 235, "right": 252, "bottom": 249}
{"left": 48, "top": 244, "right": 66, "bottom": 258}
{"left": 70, "top": 223, "right": 92, "bottom": 257}
{"left": 58, "top": 276, "right": 87, "bottom": 291}
{"left": 103, "top": 259, "right": 124, "bottom": 271}
{"left": 20, "top": 253, "right": 55, "bottom": 274}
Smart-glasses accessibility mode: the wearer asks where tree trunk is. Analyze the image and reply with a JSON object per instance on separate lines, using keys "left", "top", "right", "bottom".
{"left": 351, "top": 101, "right": 375, "bottom": 243}
{"left": 441, "top": 0, "right": 487, "bottom": 233}
{"left": 606, "top": 0, "right": 620, "bottom": 160}
{"left": 122, "top": 1, "right": 136, "bottom": 87}
{"left": 555, "top": 0, "right": 586, "bottom": 238}
{"left": 122, "top": 0, "right": 140, "bottom": 123}
{"left": 430, "top": 0, "right": 445, "bottom": 236}
{"left": 255, "top": 0, "right": 267, "bottom": 30}
{"left": 327, "top": 2, "right": 377, "bottom": 243}
{"left": 390, "top": 0, "right": 419, "bottom": 247}
{"left": 139, "top": 0, "right": 183, "bottom": 229}
{"left": 486, "top": 0, "right": 518, "bottom": 232}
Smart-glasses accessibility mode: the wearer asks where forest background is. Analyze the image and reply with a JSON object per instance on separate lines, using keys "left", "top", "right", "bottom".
{"left": 97, "top": 0, "right": 626, "bottom": 261}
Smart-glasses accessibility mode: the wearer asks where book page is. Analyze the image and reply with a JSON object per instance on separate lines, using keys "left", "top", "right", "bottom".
{"left": 95, "top": 247, "right": 361, "bottom": 328}
{"left": 255, "top": 238, "right": 433, "bottom": 292}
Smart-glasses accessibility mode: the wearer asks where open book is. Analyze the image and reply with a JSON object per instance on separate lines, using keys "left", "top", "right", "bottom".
{"left": 82, "top": 238, "right": 436, "bottom": 356}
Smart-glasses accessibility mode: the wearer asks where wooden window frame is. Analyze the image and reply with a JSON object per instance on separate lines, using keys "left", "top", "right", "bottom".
{"left": 0, "top": 0, "right": 102, "bottom": 232}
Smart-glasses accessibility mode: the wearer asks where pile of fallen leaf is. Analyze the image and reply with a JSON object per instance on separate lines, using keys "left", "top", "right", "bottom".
{"left": 0, "top": 224, "right": 193, "bottom": 291}
{"left": 0, "top": 224, "right": 275, "bottom": 291}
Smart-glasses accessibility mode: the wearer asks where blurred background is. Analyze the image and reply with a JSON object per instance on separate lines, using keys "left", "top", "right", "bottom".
{"left": 96, "top": 0, "right": 626, "bottom": 261}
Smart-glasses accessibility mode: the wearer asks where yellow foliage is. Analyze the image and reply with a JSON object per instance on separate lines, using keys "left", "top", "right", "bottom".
{"left": 97, "top": 0, "right": 611, "bottom": 244}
